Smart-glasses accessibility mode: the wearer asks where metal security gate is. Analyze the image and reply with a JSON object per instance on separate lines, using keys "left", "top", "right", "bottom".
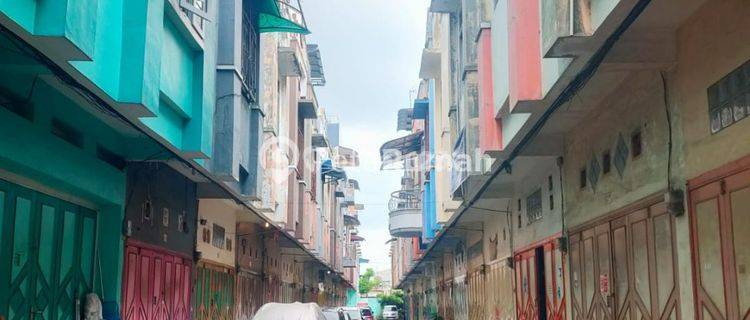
{"left": 486, "top": 260, "right": 515, "bottom": 320}
{"left": 689, "top": 165, "right": 750, "bottom": 320}
{"left": 467, "top": 269, "right": 486, "bottom": 320}
{"left": 236, "top": 271, "right": 263, "bottom": 320}
{"left": 515, "top": 241, "right": 566, "bottom": 320}
{"left": 193, "top": 263, "right": 235, "bottom": 320}
{"left": 569, "top": 200, "right": 680, "bottom": 320}
{"left": 121, "top": 242, "right": 192, "bottom": 320}
{"left": 0, "top": 179, "right": 97, "bottom": 320}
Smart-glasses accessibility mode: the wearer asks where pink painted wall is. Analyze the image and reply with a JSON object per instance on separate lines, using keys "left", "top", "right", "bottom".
{"left": 508, "top": 0, "right": 542, "bottom": 110}
{"left": 478, "top": 28, "right": 503, "bottom": 154}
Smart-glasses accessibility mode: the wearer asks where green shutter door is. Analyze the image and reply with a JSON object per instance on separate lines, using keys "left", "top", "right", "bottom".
{"left": 193, "top": 264, "right": 235, "bottom": 320}
{"left": 0, "top": 179, "right": 97, "bottom": 320}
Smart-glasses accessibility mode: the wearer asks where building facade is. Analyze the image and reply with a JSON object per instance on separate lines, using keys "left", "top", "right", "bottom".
{"left": 0, "top": 1, "right": 362, "bottom": 319}
{"left": 393, "top": 1, "right": 750, "bottom": 320}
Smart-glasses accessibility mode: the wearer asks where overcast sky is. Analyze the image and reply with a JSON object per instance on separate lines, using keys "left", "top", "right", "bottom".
{"left": 304, "top": 0, "right": 429, "bottom": 272}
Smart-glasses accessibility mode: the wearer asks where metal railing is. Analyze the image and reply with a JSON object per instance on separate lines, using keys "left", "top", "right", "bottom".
{"left": 179, "top": 0, "right": 210, "bottom": 36}
{"left": 389, "top": 189, "right": 422, "bottom": 212}
{"left": 241, "top": 10, "right": 260, "bottom": 102}
{"left": 277, "top": 0, "right": 308, "bottom": 31}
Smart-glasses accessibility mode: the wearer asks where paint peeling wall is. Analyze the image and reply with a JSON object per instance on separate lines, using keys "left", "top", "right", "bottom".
{"left": 563, "top": 70, "right": 670, "bottom": 228}
{"left": 673, "top": 0, "right": 750, "bottom": 181}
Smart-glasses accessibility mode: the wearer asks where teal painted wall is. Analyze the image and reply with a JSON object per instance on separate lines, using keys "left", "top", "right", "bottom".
{"left": 1, "top": 0, "right": 218, "bottom": 160}
{"left": 72, "top": 0, "right": 123, "bottom": 100}
{"left": 359, "top": 297, "right": 382, "bottom": 317}
{"left": 346, "top": 289, "right": 358, "bottom": 307}
{"left": 0, "top": 107, "right": 126, "bottom": 307}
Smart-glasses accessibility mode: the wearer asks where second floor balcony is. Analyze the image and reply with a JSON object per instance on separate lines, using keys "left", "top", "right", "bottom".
{"left": 389, "top": 189, "right": 422, "bottom": 238}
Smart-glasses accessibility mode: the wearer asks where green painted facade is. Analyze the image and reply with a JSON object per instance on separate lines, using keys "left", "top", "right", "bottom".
{"left": 1, "top": 0, "right": 219, "bottom": 159}
{"left": 0, "top": 0, "right": 312, "bottom": 319}
{"left": 193, "top": 265, "right": 235, "bottom": 320}
{"left": 0, "top": 0, "right": 220, "bottom": 318}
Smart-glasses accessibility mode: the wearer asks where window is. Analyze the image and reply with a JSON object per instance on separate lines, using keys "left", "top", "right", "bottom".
{"left": 202, "top": 228, "right": 211, "bottom": 243}
{"left": 526, "top": 189, "right": 543, "bottom": 223}
{"left": 548, "top": 175, "right": 553, "bottom": 190}
{"left": 580, "top": 168, "right": 587, "bottom": 189}
{"left": 549, "top": 194, "right": 555, "bottom": 211}
{"left": 602, "top": 151, "right": 611, "bottom": 174}
{"left": 631, "top": 131, "right": 643, "bottom": 158}
{"left": 517, "top": 213, "right": 522, "bottom": 228}
{"left": 212, "top": 224, "right": 226, "bottom": 249}
{"left": 226, "top": 238, "right": 233, "bottom": 252}
{"left": 51, "top": 118, "right": 83, "bottom": 149}
{"left": 707, "top": 59, "right": 750, "bottom": 133}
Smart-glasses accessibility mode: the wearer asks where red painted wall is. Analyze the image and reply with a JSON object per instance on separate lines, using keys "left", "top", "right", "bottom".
{"left": 508, "top": 0, "right": 542, "bottom": 110}
{"left": 477, "top": 28, "right": 503, "bottom": 154}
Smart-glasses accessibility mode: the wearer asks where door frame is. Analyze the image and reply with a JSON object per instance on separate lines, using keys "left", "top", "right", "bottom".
{"left": 514, "top": 236, "right": 566, "bottom": 320}
{"left": 567, "top": 193, "right": 680, "bottom": 320}
{"left": 687, "top": 154, "right": 750, "bottom": 320}
{"left": 121, "top": 239, "right": 193, "bottom": 320}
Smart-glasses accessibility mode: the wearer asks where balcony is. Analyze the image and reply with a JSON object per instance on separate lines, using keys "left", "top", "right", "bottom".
{"left": 178, "top": 0, "right": 211, "bottom": 36}
{"left": 343, "top": 257, "right": 357, "bottom": 268}
{"left": 388, "top": 189, "right": 422, "bottom": 238}
{"left": 241, "top": 9, "right": 260, "bottom": 103}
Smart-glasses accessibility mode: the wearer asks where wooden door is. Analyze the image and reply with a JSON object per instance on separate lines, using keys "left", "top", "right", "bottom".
{"left": 121, "top": 243, "right": 192, "bottom": 320}
{"left": 0, "top": 180, "right": 97, "bottom": 320}
{"left": 570, "top": 201, "right": 680, "bottom": 320}
{"left": 516, "top": 242, "right": 567, "bottom": 320}
{"left": 690, "top": 167, "right": 750, "bottom": 320}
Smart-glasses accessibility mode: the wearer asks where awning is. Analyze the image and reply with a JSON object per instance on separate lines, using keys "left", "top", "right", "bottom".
{"left": 257, "top": 0, "right": 310, "bottom": 34}
{"left": 343, "top": 214, "right": 360, "bottom": 226}
{"left": 397, "top": 108, "right": 414, "bottom": 131}
{"left": 380, "top": 131, "right": 424, "bottom": 169}
{"left": 321, "top": 160, "right": 347, "bottom": 181}
{"left": 348, "top": 179, "right": 360, "bottom": 190}
{"left": 351, "top": 234, "right": 365, "bottom": 242}
{"left": 412, "top": 99, "right": 429, "bottom": 119}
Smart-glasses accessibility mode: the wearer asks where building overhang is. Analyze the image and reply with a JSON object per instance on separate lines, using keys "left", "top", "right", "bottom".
{"left": 278, "top": 46, "right": 303, "bottom": 77}
{"left": 298, "top": 99, "right": 318, "bottom": 119}
{"left": 312, "top": 133, "right": 328, "bottom": 147}
{"left": 419, "top": 48, "right": 441, "bottom": 79}
{"left": 429, "top": 0, "right": 460, "bottom": 13}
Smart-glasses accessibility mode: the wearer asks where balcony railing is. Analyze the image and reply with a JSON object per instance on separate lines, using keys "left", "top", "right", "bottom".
{"left": 388, "top": 189, "right": 421, "bottom": 212}
{"left": 389, "top": 189, "right": 422, "bottom": 238}
{"left": 241, "top": 10, "right": 260, "bottom": 103}
{"left": 179, "top": 0, "right": 210, "bottom": 36}
{"left": 277, "top": 0, "right": 308, "bottom": 31}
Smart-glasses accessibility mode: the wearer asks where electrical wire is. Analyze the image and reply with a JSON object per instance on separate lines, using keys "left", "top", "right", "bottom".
{"left": 399, "top": 0, "right": 655, "bottom": 287}
{"left": 661, "top": 71, "right": 673, "bottom": 191}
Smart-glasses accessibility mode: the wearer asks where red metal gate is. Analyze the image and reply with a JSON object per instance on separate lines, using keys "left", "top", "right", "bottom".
{"left": 121, "top": 241, "right": 192, "bottom": 320}
{"left": 689, "top": 163, "right": 750, "bottom": 320}
{"left": 515, "top": 240, "right": 566, "bottom": 320}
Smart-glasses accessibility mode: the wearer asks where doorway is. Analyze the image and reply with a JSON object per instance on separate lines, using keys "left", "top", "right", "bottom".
{"left": 0, "top": 179, "right": 98, "bottom": 320}
{"left": 689, "top": 164, "right": 750, "bottom": 320}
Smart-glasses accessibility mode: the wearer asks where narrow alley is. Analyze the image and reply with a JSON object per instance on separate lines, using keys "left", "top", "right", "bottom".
{"left": 0, "top": 0, "right": 748, "bottom": 320}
